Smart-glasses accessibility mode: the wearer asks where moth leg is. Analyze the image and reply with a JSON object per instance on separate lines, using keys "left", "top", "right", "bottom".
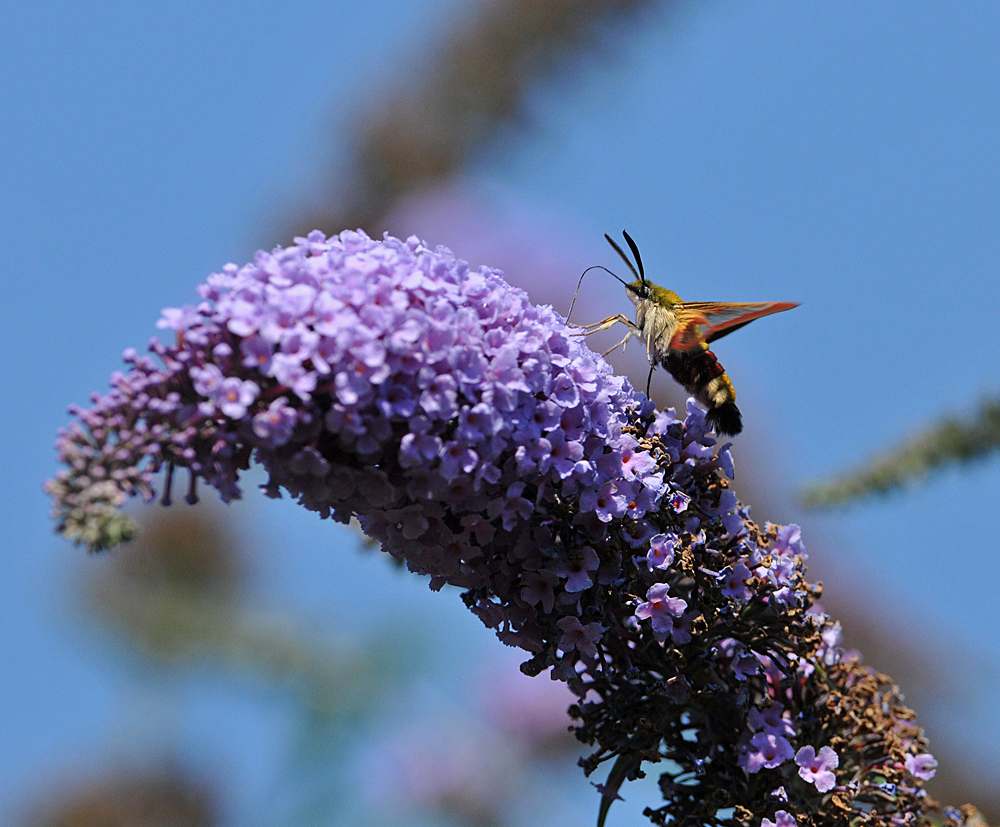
{"left": 645, "top": 364, "right": 654, "bottom": 397}
{"left": 602, "top": 332, "right": 633, "bottom": 358}
{"left": 575, "top": 314, "right": 640, "bottom": 357}
{"left": 578, "top": 313, "right": 639, "bottom": 335}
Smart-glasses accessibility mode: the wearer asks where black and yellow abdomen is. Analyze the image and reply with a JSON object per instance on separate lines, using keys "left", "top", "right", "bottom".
{"left": 662, "top": 344, "right": 742, "bottom": 436}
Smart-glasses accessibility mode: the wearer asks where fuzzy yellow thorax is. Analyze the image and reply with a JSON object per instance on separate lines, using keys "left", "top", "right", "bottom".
{"left": 629, "top": 280, "right": 682, "bottom": 308}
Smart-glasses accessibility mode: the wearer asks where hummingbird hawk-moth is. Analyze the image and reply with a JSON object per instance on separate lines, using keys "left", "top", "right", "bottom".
{"left": 571, "top": 231, "right": 798, "bottom": 436}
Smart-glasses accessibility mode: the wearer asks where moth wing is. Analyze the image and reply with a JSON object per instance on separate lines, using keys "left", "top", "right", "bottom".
{"left": 669, "top": 302, "right": 798, "bottom": 351}
{"left": 704, "top": 319, "right": 752, "bottom": 344}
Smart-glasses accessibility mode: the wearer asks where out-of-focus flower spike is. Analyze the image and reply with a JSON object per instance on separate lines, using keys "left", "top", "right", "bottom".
{"left": 801, "top": 395, "right": 1000, "bottom": 507}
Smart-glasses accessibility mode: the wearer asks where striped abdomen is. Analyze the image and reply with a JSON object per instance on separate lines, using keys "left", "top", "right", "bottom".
{"left": 662, "top": 345, "right": 743, "bottom": 436}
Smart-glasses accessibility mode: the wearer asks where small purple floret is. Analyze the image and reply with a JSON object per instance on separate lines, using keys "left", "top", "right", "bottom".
{"left": 557, "top": 617, "right": 604, "bottom": 660}
{"left": 905, "top": 752, "right": 938, "bottom": 780}
{"left": 635, "top": 582, "right": 688, "bottom": 641}
{"left": 740, "top": 732, "right": 795, "bottom": 773}
{"left": 795, "top": 745, "right": 839, "bottom": 793}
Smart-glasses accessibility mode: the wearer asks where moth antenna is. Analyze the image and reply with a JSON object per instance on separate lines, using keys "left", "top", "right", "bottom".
{"left": 621, "top": 230, "right": 646, "bottom": 285}
{"left": 567, "top": 265, "right": 632, "bottom": 323}
{"left": 604, "top": 233, "right": 641, "bottom": 282}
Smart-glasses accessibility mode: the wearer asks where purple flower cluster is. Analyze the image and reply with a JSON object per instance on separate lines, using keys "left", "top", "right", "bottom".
{"left": 50, "top": 232, "right": 658, "bottom": 550}
{"left": 48, "top": 230, "right": 955, "bottom": 827}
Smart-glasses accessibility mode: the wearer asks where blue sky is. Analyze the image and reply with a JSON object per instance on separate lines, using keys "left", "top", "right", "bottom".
{"left": 4, "top": 1, "right": 1000, "bottom": 822}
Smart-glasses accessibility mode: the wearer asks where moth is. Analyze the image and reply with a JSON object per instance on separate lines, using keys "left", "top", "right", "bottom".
{"left": 571, "top": 231, "right": 798, "bottom": 436}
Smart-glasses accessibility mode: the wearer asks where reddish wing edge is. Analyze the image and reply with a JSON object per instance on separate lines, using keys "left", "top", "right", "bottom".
{"left": 668, "top": 301, "right": 799, "bottom": 351}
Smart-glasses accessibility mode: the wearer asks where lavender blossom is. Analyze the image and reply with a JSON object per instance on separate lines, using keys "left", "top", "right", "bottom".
{"left": 905, "top": 752, "right": 939, "bottom": 781}
{"left": 794, "top": 745, "right": 840, "bottom": 793}
{"left": 635, "top": 582, "right": 688, "bottom": 642}
{"left": 48, "top": 230, "right": 966, "bottom": 827}
{"left": 741, "top": 732, "right": 796, "bottom": 773}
